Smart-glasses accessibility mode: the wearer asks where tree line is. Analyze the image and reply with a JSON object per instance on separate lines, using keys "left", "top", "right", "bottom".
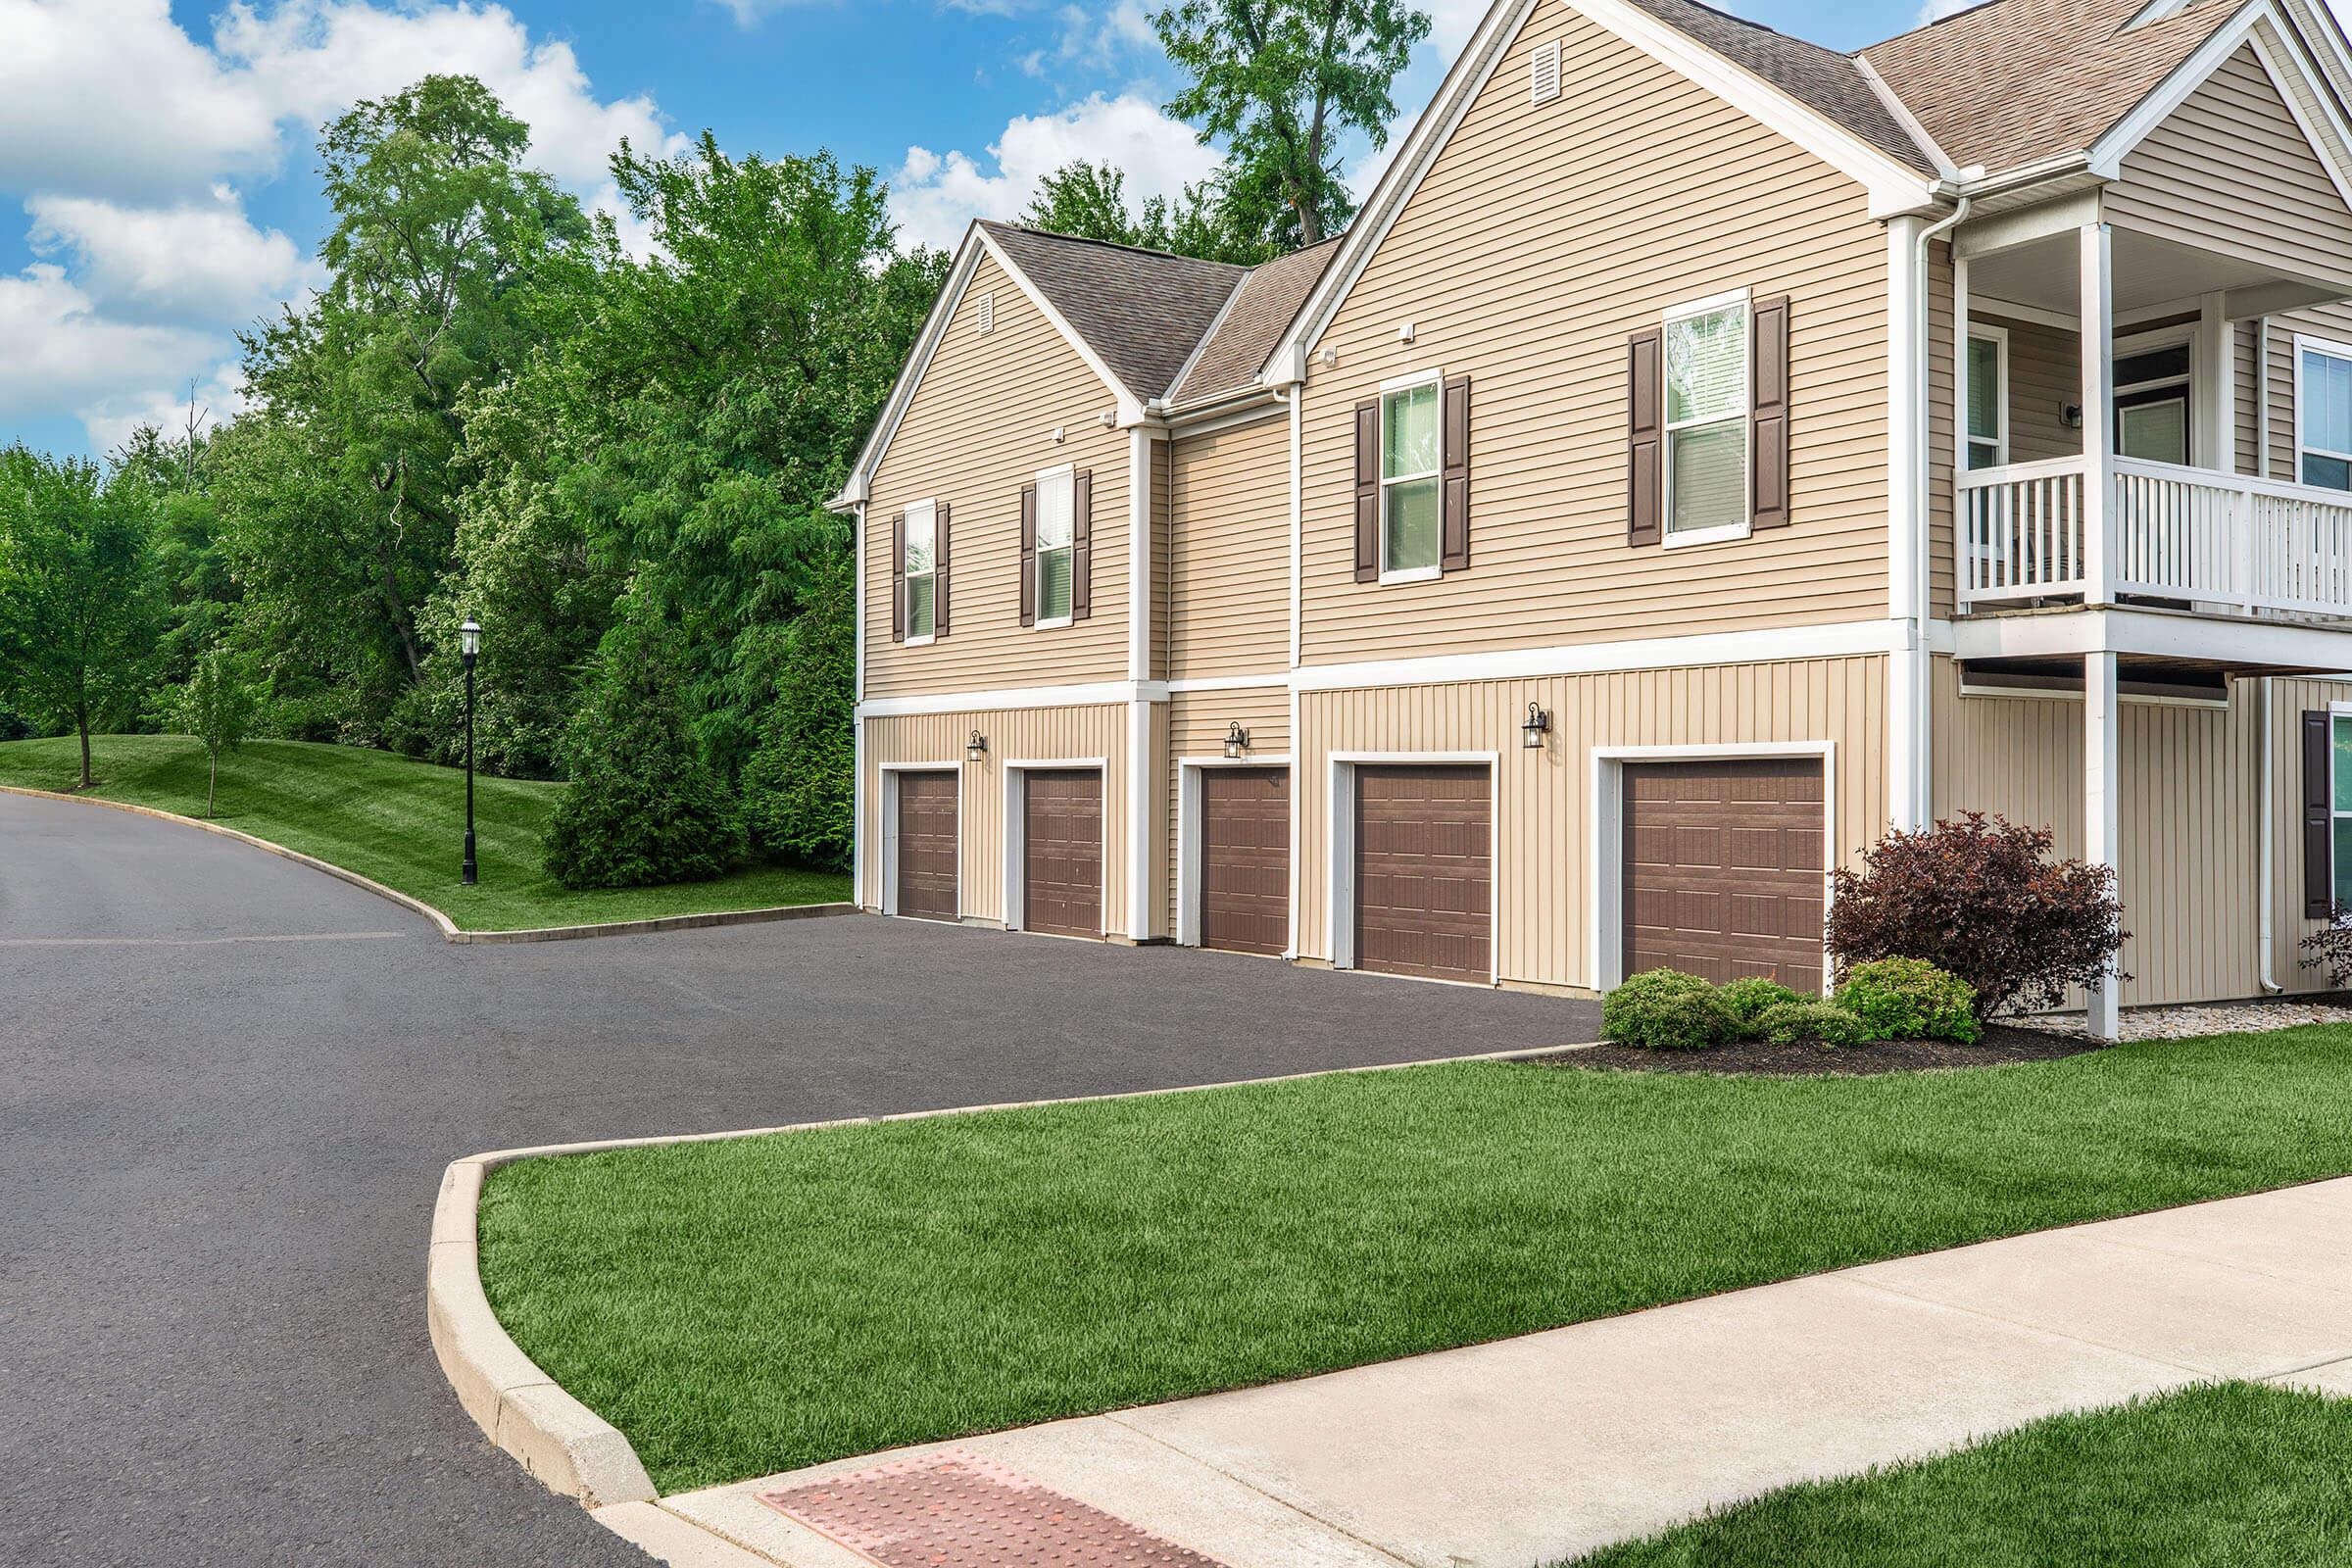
{"left": 0, "top": 0, "right": 1426, "bottom": 888}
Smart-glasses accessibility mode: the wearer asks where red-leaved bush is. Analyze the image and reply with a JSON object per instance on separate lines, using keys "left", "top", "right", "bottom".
{"left": 1826, "top": 812, "right": 2128, "bottom": 1019}
{"left": 2297, "top": 914, "right": 2352, "bottom": 988}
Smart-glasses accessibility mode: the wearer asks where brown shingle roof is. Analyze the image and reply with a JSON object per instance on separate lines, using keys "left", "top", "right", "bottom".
{"left": 977, "top": 221, "right": 1247, "bottom": 401}
{"left": 1170, "top": 236, "right": 1344, "bottom": 402}
{"left": 1861, "top": 0, "right": 2246, "bottom": 175}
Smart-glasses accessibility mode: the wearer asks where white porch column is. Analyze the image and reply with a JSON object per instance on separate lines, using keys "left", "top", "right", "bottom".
{"left": 1886, "top": 214, "right": 1931, "bottom": 832}
{"left": 2197, "top": 291, "right": 2233, "bottom": 472}
{"left": 2084, "top": 649, "right": 2122, "bottom": 1041}
{"left": 2080, "top": 222, "right": 2114, "bottom": 606}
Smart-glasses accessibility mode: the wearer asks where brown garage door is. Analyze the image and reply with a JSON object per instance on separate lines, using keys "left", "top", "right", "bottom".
{"left": 1023, "top": 769, "right": 1102, "bottom": 938}
{"left": 894, "top": 771, "right": 958, "bottom": 921}
{"left": 1623, "top": 758, "right": 1825, "bottom": 992}
{"left": 1200, "top": 767, "right": 1288, "bottom": 956}
{"left": 1355, "top": 764, "right": 1491, "bottom": 984}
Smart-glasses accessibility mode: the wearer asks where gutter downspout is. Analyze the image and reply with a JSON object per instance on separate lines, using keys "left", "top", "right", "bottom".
{"left": 1890, "top": 189, "right": 1970, "bottom": 831}
{"left": 2260, "top": 675, "right": 2283, "bottom": 992}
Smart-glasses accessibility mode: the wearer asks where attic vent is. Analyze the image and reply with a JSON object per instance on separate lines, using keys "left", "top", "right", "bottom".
{"left": 976, "top": 290, "right": 995, "bottom": 335}
{"left": 1531, "top": 39, "right": 1561, "bottom": 105}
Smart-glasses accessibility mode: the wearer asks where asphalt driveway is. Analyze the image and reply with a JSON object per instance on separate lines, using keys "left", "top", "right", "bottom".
{"left": 0, "top": 793, "right": 1594, "bottom": 1566}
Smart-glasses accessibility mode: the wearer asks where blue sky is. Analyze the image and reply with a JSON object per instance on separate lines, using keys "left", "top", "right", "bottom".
{"left": 0, "top": 0, "right": 1935, "bottom": 459}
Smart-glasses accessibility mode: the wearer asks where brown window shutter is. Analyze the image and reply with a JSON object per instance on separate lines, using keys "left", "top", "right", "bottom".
{"left": 1019, "top": 484, "right": 1037, "bottom": 626}
{"left": 890, "top": 510, "right": 906, "bottom": 642}
{"left": 933, "top": 501, "right": 951, "bottom": 637}
{"left": 1628, "top": 330, "right": 1662, "bottom": 546}
{"left": 1072, "top": 468, "right": 1093, "bottom": 620}
{"left": 1441, "top": 374, "right": 1471, "bottom": 572}
{"left": 2306, "top": 710, "right": 2333, "bottom": 919}
{"left": 1751, "top": 296, "right": 1791, "bottom": 529}
{"left": 1353, "top": 400, "right": 1379, "bottom": 581}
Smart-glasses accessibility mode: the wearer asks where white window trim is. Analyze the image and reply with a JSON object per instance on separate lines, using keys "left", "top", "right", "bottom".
{"left": 877, "top": 762, "right": 962, "bottom": 919}
{"left": 2295, "top": 334, "right": 2352, "bottom": 492}
{"left": 1375, "top": 368, "right": 1446, "bottom": 585}
{"left": 1965, "top": 323, "right": 2010, "bottom": 469}
{"left": 2329, "top": 701, "right": 2352, "bottom": 917}
{"left": 1002, "top": 757, "right": 1110, "bottom": 936}
{"left": 1660, "top": 288, "right": 1752, "bottom": 548}
{"left": 1326, "top": 751, "right": 1500, "bottom": 985}
{"left": 1032, "top": 463, "right": 1076, "bottom": 630}
{"left": 1175, "top": 755, "right": 1294, "bottom": 950}
{"left": 902, "top": 498, "right": 939, "bottom": 647}
{"left": 1589, "top": 741, "right": 1836, "bottom": 993}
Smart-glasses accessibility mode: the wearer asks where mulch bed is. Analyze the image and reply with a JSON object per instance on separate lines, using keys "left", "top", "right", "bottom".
{"left": 1531, "top": 1023, "right": 2104, "bottom": 1078}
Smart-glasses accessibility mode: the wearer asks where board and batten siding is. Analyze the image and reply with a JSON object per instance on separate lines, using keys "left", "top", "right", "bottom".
{"left": 1294, "top": 4, "right": 1891, "bottom": 668}
{"left": 1930, "top": 658, "right": 2341, "bottom": 1005}
{"left": 1166, "top": 413, "right": 1292, "bottom": 682}
{"left": 863, "top": 251, "right": 1131, "bottom": 701}
{"left": 861, "top": 705, "right": 1133, "bottom": 936}
{"left": 1294, "top": 656, "right": 1887, "bottom": 990}
{"left": 2106, "top": 45, "right": 2352, "bottom": 300}
{"left": 1165, "top": 687, "right": 1291, "bottom": 938}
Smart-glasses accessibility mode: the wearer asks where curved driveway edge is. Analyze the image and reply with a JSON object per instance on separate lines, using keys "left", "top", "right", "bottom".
{"left": 0, "top": 784, "right": 854, "bottom": 944}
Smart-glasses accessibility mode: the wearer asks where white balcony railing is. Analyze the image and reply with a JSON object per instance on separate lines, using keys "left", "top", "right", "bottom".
{"left": 1958, "top": 455, "right": 2352, "bottom": 617}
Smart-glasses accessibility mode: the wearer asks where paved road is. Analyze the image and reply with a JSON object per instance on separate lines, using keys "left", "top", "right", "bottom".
{"left": 0, "top": 793, "right": 1595, "bottom": 1567}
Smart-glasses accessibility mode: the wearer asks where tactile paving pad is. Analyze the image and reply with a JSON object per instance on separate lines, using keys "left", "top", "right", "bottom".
{"left": 759, "top": 1448, "right": 1232, "bottom": 1568}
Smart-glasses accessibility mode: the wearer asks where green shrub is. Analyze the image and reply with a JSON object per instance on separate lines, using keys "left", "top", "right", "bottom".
{"left": 1755, "top": 999, "right": 1871, "bottom": 1047}
{"left": 1718, "top": 977, "right": 1807, "bottom": 1037}
{"left": 542, "top": 608, "right": 748, "bottom": 890}
{"left": 1834, "top": 956, "right": 1981, "bottom": 1044}
{"left": 741, "top": 551, "right": 854, "bottom": 871}
{"left": 1601, "top": 969, "right": 1739, "bottom": 1052}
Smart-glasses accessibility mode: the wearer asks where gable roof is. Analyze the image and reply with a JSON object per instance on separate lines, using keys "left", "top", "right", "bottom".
{"left": 1169, "top": 236, "right": 1344, "bottom": 402}
{"left": 975, "top": 221, "right": 1248, "bottom": 403}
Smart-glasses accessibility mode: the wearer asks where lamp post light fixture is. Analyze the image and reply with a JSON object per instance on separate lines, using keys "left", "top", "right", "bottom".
{"left": 1520, "top": 701, "right": 1552, "bottom": 751}
{"left": 460, "top": 617, "right": 481, "bottom": 886}
{"left": 1223, "top": 721, "right": 1250, "bottom": 760}
{"left": 965, "top": 729, "right": 988, "bottom": 762}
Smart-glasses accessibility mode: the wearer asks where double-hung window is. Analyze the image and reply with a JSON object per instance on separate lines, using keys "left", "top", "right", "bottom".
{"left": 2300, "top": 339, "right": 2352, "bottom": 491}
{"left": 903, "top": 501, "right": 938, "bottom": 643}
{"left": 1663, "top": 293, "right": 1749, "bottom": 542}
{"left": 1966, "top": 328, "right": 2008, "bottom": 469}
{"left": 1380, "top": 374, "right": 1443, "bottom": 579}
{"left": 1035, "top": 466, "right": 1075, "bottom": 626}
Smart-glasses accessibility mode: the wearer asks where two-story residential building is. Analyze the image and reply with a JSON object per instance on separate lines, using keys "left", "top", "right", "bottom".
{"left": 830, "top": 0, "right": 2352, "bottom": 1039}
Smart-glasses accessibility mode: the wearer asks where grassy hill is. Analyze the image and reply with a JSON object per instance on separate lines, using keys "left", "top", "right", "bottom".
{"left": 0, "top": 734, "right": 849, "bottom": 932}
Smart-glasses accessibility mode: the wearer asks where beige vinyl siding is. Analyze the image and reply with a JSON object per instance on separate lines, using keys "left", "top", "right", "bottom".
{"left": 2237, "top": 318, "right": 2263, "bottom": 476}
{"left": 1151, "top": 432, "right": 1174, "bottom": 681}
{"left": 1987, "top": 314, "right": 2082, "bottom": 463}
{"left": 1165, "top": 687, "right": 1291, "bottom": 939}
{"left": 1293, "top": 656, "right": 1886, "bottom": 989}
{"left": 1296, "top": 5, "right": 1890, "bottom": 667}
{"left": 861, "top": 704, "right": 1133, "bottom": 936}
{"left": 2106, "top": 46, "right": 2352, "bottom": 297}
{"left": 1929, "top": 658, "right": 2333, "bottom": 1005}
{"left": 2266, "top": 302, "right": 2352, "bottom": 482}
{"left": 864, "top": 252, "right": 1130, "bottom": 700}
{"left": 1167, "top": 413, "right": 1292, "bottom": 681}
{"left": 1928, "top": 241, "right": 1955, "bottom": 619}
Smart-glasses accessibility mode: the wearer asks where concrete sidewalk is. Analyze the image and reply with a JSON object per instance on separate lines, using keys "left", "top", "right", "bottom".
{"left": 607, "top": 1178, "right": 2352, "bottom": 1568}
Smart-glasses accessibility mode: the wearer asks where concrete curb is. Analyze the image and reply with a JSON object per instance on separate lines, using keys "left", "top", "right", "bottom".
{"left": 0, "top": 784, "right": 855, "bottom": 945}
{"left": 426, "top": 1037, "right": 1592, "bottom": 1515}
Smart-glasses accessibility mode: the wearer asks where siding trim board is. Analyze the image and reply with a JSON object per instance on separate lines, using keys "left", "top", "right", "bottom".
{"left": 1325, "top": 751, "right": 1501, "bottom": 982}
{"left": 1590, "top": 740, "right": 1838, "bottom": 991}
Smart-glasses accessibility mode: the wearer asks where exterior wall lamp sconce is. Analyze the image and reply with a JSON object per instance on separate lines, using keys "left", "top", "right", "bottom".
{"left": 966, "top": 730, "right": 988, "bottom": 762}
{"left": 1521, "top": 701, "right": 1552, "bottom": 750}
{"left": 1223, "top": 721, "right": 1250, "bottom": 759}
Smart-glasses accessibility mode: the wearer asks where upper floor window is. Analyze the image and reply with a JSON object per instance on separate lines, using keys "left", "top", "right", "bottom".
{"left": 2301, "top": 339, "right": 2352, "bottom": 491}
{"left": 1966, "top": 328, "right": 2008, "bottom": 469}
{"left": 1663, "top": 293, "right": 1749, "bottom": 542}
{"left": 1035, "top": 466, "right": 1075, "bottom": 626}
{"left": 903, "top": 501, "right": 938, "bottom": 644}
{"left": 1380, "top": 374, "right": 1443, "bottom": 580}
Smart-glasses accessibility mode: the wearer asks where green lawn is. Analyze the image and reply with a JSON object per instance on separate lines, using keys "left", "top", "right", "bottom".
{"left": 0, "top": 733, "right": 848, "bottom": 932}
{"left": 478, "top": 1028, "right": 2352, "bottom": 1493}
{"left": 1565, "top": 1381, "right": 2352, "bottom": 1566}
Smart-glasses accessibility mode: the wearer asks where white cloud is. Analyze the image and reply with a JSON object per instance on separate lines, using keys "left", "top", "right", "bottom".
{"left": 26, "top": 186, "right": 312, "bottom": 323}
{"left": 79, "top": 362, "right": 251, "bottom": 460}
{"left": 1022, "top": 1, "right": 1159, "bottom": 75}
{"left": 889, "top": 92, "right": 1221, "bottom": 252}
{"left": 0, "top": 265, "right": 222, "bottom": 425}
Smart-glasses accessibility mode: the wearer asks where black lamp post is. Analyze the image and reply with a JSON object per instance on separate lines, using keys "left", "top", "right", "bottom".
{"left": 460, "top": 617, "right": 480, "bottom": 886}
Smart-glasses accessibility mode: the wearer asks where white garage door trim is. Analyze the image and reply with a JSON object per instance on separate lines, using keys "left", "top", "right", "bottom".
{"left": 1590, "top": 741, "right": 1837, "bottom": 994}
{"left": 877, "top": 762, "right": 963, "bottom": 919}
{"left": 1327, "top": 750, "right": 1499, "bottom": 984}
{"left": 1002, "top": 757, "right": 1109, "bottom": 935}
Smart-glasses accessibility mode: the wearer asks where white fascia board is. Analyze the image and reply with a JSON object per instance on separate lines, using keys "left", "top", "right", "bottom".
{"left": 1853, "top": 52, "right": 1958, "bottom": 180}
{"left": 858, "top": 680, "right": 1171, "bottom": 718}
{"left": 1950, "top": 607, "right": 2352, "bottom": 668}
{"left": 829, "top": 226, "right": 987, "bottom": 512}
{"left": 2090, "top": 0, "right": 2277, "bottom": 174}
{"left": 1291, "top": 619, "right": 1906, "bottom": 692}
{"left": 976, "top": 228, "right": 1148, "bottom": 424}
{"left": 1161, "top": 274, "right": 1250, "bottom": 406}
{"left": 2246, "top": 19, "right": 2352, "bottom": 215}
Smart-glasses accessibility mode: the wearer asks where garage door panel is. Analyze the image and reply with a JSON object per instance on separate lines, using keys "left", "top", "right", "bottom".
{"left": 1024, "top": 770, "right": 1102, "bottom": 939}
{"left": 894, "top": 772, "right": 959, "bottom": 921}
{"left": 1623, "top": 758, "right": 1825, "bottom": 994}
{"left": 1355, "top": 764, "right": 1491, "bottom": 985}
{"left": 1200, "top": 768, "right": 1288, "bottom": 956}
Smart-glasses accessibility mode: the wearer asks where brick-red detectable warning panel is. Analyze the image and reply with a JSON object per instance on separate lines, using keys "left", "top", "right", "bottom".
{"left": 760, "top": 1449, "right": 1231, "bottom": 1568}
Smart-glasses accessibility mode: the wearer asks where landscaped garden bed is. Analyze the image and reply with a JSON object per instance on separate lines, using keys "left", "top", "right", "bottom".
{"left": 1544, "top": 1023, "right": 2096, "bottom": 1078}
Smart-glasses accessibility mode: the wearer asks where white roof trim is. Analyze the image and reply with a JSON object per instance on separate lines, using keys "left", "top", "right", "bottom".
{"left": 1261, "top": 0, "right": 1941, "bottom": 382}
{"left": 2090, "top": 0, "right": 2273, "bottom": 172}
{"left": 1854, "top": 52, "right": 1958, "bottom": 179}
{"left": 2247, "top": 17, "right": 2352, "bottom": 214}
{"left": 1161, "top": 273, "right": 1251, "bottom": 405}
{"left": 975, "top": 226, "right": 1148, "bottom": 423}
